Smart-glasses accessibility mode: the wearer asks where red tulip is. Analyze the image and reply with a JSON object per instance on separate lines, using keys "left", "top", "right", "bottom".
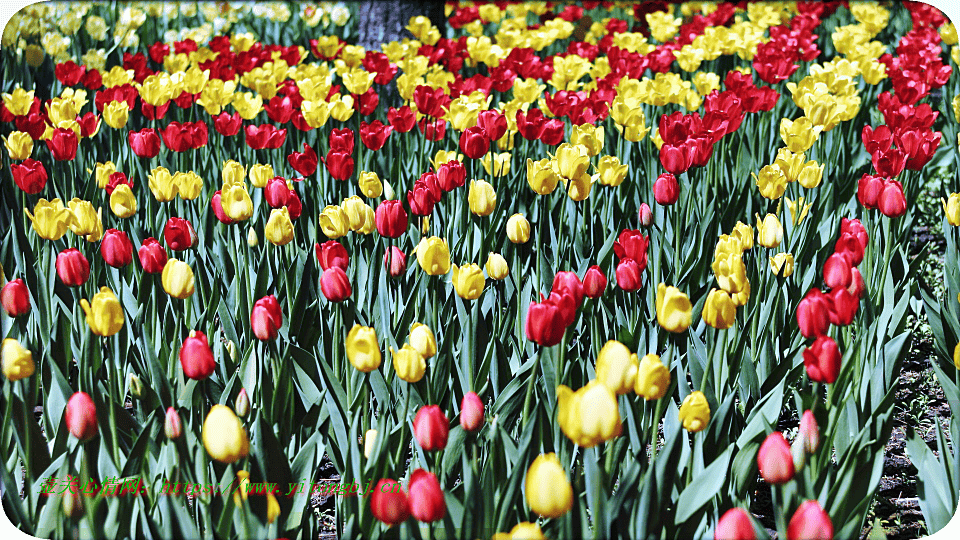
{"left": 285, "top": 189, "right": 302, "bottom": 219}
{"left": 47, "top": 128, "right": 79, "bottom": 161}
{"left": 101, "top": 229, "right": 133, "bottom": 268}
{"left": 822, "top": 253, "right": 852, "bottom": 289}
{"left": 413, "top": 85, "right": 451, "bottom": 118}
{"left": 211, "top": 190, "right": 236, "bottom": 224}
{"left": 375, "top": 200, "right": 408, "bottom": 238}
{"left": 476, "top": 110, "right": 507, "bottom": 141}
{"left": 582, "top": 265, "right": 607, "bottom": 298}
{"left": 15, "top": 112, "right": 46, "bottom": 139}
{"left": 105, "top": 171, "right": 134, "bottom": 195}
{"left": 803, "top": 335, "right": 841, "bottom": 383}
{"left": 264, "top": 94, "right": 295, "bottom": 124}
{"left": 614, "top": 229, "right": 650, "bottom": 270}
{"left": 413, "top": 405, "right": 449, "bottom": 451}
{"left": 437, "top": 160, "right": 466, "bottom": 192}
{"left": 653, "top": 172, "right": 680, "bottom": 205}
{"left": 141, "top": 102, "right": 169, "bottom": 120}
{"left": 265, "top": 177, "right": 291, "bottom": 208}
{"left": 460, "top": 392, "right": 484, "bottom": 431}
{"left": 757, "top": 432, "right": 795, "bottom": 484}
{"left": 525, "top": 298, "right": 566, "bottom": 347}
{"left": 128, "top": 128, "right": 161, "bottom": 158}
{"left": 871, "top": 146, "right": 908, "bottom": 178}
{"left": 839, "top": 218, "right": 869, "bottom": 252}
{"left": 138, "top": 237, "right": 167, "bottom": 274}
{"left": 327, "top": 128, "right": 354, "bottom": 154}
{"left": 66, "top": 392, "right": 97, "bottom": 441}
{"left": 408, "top": 469, "right": 446, "bottom": 523}
{"left": 55, "top": 61, "right": 85, "bottom": 86}
{"left": 359, "top": 120, "right": 393, "bottom": 151}
{"left": 616, "top": 259, "right": 644, "bottom": 291}
{"left": 356, "top": 87, "right": 380, "bottom": 115}
{"left": 245, "top": 124, "right": 287, "bottom": 149}
{"left": 856, "top": 174, "right": 885, "bottom": 209}
{"left": 163, "top": 217, "right": 197, "bottom": 251}
{"left": 179, "top": 331, "right": 216, "bottom": 380}
{"left": 384, "top": 247, "right": 406, "bottom": 277}
{"left": 516, "top": 108, "right": 545, "bottom": 140}
{"left": 828, "top": 288, "right": 858, "bottom": 326}
{"left": 715, "top": 508, "right": 756, "bottom": 540}
{"left": 861, "top": 124, "right": 894, "bottom": 155}
{"left": 1, "top": 279, "right": 30, "bottom": 317}
{"left": 787, "top": 500, "right": 833, "bottom": 540}
{"left": 877, "top": 180, "right": 906, "bottom": 217}
{"left": 320, "top": 267, "right": 352, "bottom": 302}
{"left": 76, "top": 112, "right": 100, "bottom": 138}
{"left": 459, "top": 126, "right": 489, "bottom": 159}
{"left": 417, "top": 118, "right": 447, "bottom": 141}
{"left": 316, "top": 241, "right": 349, "bottom": 271}
{"left": 798, "top": 410, "right": 819, "bottom": 454}
{"left": 284, "top": 143, "right": 317, "bottom": 177}
{"left": 56, "top": 249, "right": 90, "bottom": 286}
{"left": 369, "top": 479, "right": 410, "bottom": 526}
{"left": 638, "top": 203, "right": 653, "bottom": 227}
{"left": 387, "top": 106, "right": 416, "bottom": 133}
{"left": 165, "top": 407, "right": 182, "bottom": 439}
{"left": 539, "top": 118, "right": 565, "bottom": 145}
{"left": 251, "top": 295, "right": 282, "bottom": 340}
{"left": 551, "top": 271, "right": 584, "bottom": 308}
{"left": 213, "top": 112, "right": 243, "bottom": 136}
{"left": 324, "top": 151, "right": 354, "bottom": 181}
{"left": 407, "top": 177, "right": 441, "bottom": 216}
{"left": 796, "top": 289, "right": 831, "bottom": 339}
{"left": 833, "top": 233, "right": 864, "bottom": 267}
{"left": 847, "top": 268, "right": 866, "bottom": 299}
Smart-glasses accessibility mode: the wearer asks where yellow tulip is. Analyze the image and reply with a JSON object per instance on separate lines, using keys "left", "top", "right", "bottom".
{"left": 780, "top": 116, "right": 822, "bottom": 153}
{"left": 774, "top": 148, "right": 805, "bottom": 183}
{"left": 319, "top": 205, "right": 349, "bottom": 238}
{"left": 526, "top": 157, "right": 560, "bottom": 195}
{"left": 148, "top": 166, "right": 178, "bottom": 202}
{"left": 95, "top": 162, "right": 117, "bottom": 189}
{"left": 3, "top": 131, "right": 33, "bottom": 160}
{"left": 264, "top": 207, "right": 294, "bottom": 245}
{"left": 2, "top": 338, "right": 35, "bottom": 381}
{"left": 732, "top": 222, "right": 753, "bottom": 250}
{"left": 566, "top": 170, "right": 594, "bottom": 202}
{"left": 712, "top": 251, "right": 748, "bottom": 294}
{"left": 109, "top": 184, "right": 138, "bottom": 218}
{"left": 786, "top": 196, "right": 811, "bottom": 225}
{"left": 553, "top": 143, "right": 589, "bottom": 179}
{"left": 770, "top": 253, "right": 795, "bottom": 277}
{"left": 492, "top": 523, "right": 547, "bottom": 540}
{"left": 1, "top": 88, "right": 35, "bottom": 116}
{"left": 173, "top": 172, "right": 203, "bottom": 200}
{"left": 202, "top": 405, "right": 250, "bottom": 463}
{"left": 943, "top": 193, "right": 960, "bottom": 226}
{"left": 222, "top": 160, "right": 246, "bottom": 186}
{"left": 656, "top": 283, "right": 692, "bottom": 333}
{"left": 570, "top": 124, "right": 604, "bottom": 156}
{"left": 415, "top": 236, "right": 451, "bottom": 275}
{"left": 249, "top": 164, "right": 274, "bottom": 189}
{"left": 596, "top": 155, "right": 628, "bottom": 187}
{"left": 595, "top": 341, "right": 638, "bottom": 395}
{"left": 161, "top": 259, "right": 196, "bottom": 299}
{"left": 102, "top": 101, "right": 129, "bottom": 129}
{"left": 451, "top": 263, "right": 485, "bottom": 300}
{"left": 25, "top": 198, "right": 76, "bottom": 241}
{"left": 634, "top": 354, "right": 670, "bottom": 400}
{"left": 341, "top": 196, "right": 369, "bottom": 232}
{"left": 702, "top": 289, "right": 736, "bottom": 329}
{"left": 468, "top": 179, "right": 497, "bottom": 217}
{"left": 358, "top": 171, "right": 383, "bottom": 198}
{"left": 363, "top": 429, "right": 378, "bottom": 458}
{"left": 506, "top": 213, "right": 530, "bottom": 243}
{"left": 346, "top": 325, "right": 381, "bottom": 373}
{"left": 557, "top": 380, "right": 621, "bottom": 447}
{"left": 754, "top": 164, "right": 787, "bottom": 200}
{"left": 409, "top": 323, "right": 437, "bottom": 359}
{"left": 525, "top": 453, "right": 573, "bottom": 518}
{"left": 67, "top": 199, "right": 101, "bottom": 239}
{"left": 485, "top": 253, "right": 509, "bottom": 280}
{"left": 391, "top": 344, "right": 425, "bottom": 383}
{"left": 481, "top": 152, "right": 511, "bottom": 178}
{"left": 266, "top": 491, "right": 280, "bottom": 524}
{"left": 755, "top": 213, "right": 783, "bottom": 248}
{"left": 678, "top": 391, "right": 710, "bottom": 432}
{"left": 80, "top": 287, "right": 124, "bottom": 336}
{"left": 955, "top": 342, "right": 960, "bottom": 370}
{"left": 797, "top": 160, "right": 825, "bottom": 189}
{"left": 221, "top": 185, "right": 253, "bottom": 221}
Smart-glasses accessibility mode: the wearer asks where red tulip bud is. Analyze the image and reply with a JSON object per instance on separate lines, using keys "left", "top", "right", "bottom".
{"left": 165, "top": 407, "right": 182, "bottom": 439}
{"left": 66, "top": 392, "right": 98, "bottom": 441}
{"left": 56, "top": 249, "right": 90, "bottom": 286}
{"left": 460, "top": 392, "right": 484, "bottom": 431}
{"left": 715, "top": 508, "right": 756, "bottom": 540}
{"left": 582, "top": 265, "right": 607, "bottom": 298}
{"left": 1, "top": 279, "right": 30, "bottom": 317}
{"left": 757, "top": 432, "right": 795, "bottom": 484}
{"left": 384, "top": 246, "right": 407, "bottom": 277}
{"left": 638, "top": 203, "right": 653, "bottom": 227}
{"left": 408, "top": 469, "right": 446, "bottom": 523}
{"left": 413, "top": 405, "right": 449, "bottom": 451}
{"left": 787, "top": 500, "right": 833, "bottom": 540}
{"left": 179, "top": 330, "right": 216, "bottom": 380}
{"left": 370, "top": 479, "right": 410, "bottom": 526}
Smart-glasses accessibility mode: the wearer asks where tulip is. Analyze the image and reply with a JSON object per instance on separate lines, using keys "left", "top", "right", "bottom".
{"left": 525, "top": 453, "right": 573, "bottom": 518}
{"left": 413, "top": 405, "right": 449, "bottom": 451}
{"left": 128, "top": 128, "right": 161, "bottom": 158}
{"left": 485, "top": 253, "right": 509, "bottom": 280}
{"left": 551, "top": 271, "right": 584, "bottom": 308}
{"left": 46, "top": 128, "right": 80, "bottom": 161}
{"left": 66, "top": 392, "right": 98, "bottom": 441}
{"left": 437, "top": 160, "right": 466, "bottom": 191}
{"left": 955, "top": 342, "right": 960, "bottom": 371}
{"left": 557, "top": 380, "right": 622, "bottom": 447}
{"left": 597, "top": 155, "right": 627, "bottom": 186}
{"left": 67, "top": 199, "right": 102, "bottom": 241}
{"left": 653, "top": 172, "right": 680, "bottom": 205}
{"left": 614, "top": 229, "right": 650, "bottom": 270}
{"left": 265, "top": 177, "right": 290, "bottom": 208}
{"left": 823, "top": 253, "right": 852, "bottom": 289}
{"left": 288, "top": 143, "right": 318, "bottom": 176}
{"left": 374, "top": 200, "right": 408, "bottom": 238}
{"left": 320, "top": 267, "right": 352, "bottom": 302}
{"left": 703, "top": 288, "right": 737, "bottom": 329}
{"left": 526, "top": 158, "right": 560, "bottom": 195}
{"left": 943, "top": 193, "right": 960, "bottom": 226}
{"left": 384, "top": 247, "right": 407, "bottom": 277}
{"left": 3, "top": 131, "right": 33, "bottom": 160}
{"left": 468, "top": 179, "right": 497, "bottom": 217}
{"left": 370, "top": 479, "right": 410, "bottom": 526}
{"left": 138, "top": 238, "right": 167, "bottom": 274}
{"left": 11, "top": 159, "right": 47, "bottom": 194}
{"left": 525, "top": 297, "right": 567, "bottom": 347}
{"left": 163, "top": 217, "right": 197, "bottom": 251}
{"left": 210, "top": 191, "right": 235, "bottom": 224}
{"left": 346, "top": 325, "right": 381, "bottom": 373}
{"left": 656, "top": 283, "right": 692, "bottom": 333}
{"left": 408, "top": 469, "right": 445, "bottom": 522}
{"left": 770, "top": 253, "right": 795, "bottom": 277}
{"left": 80, "top": 287, "right": 124, "bottom": 336}
{"left": 715, "top": 508, "right": 756, "bottom": 540}
{"left": 678, "top": 391, "right": 710, "bottom": 432}
{"left": 221, "top": 185, "right": 254, "bottom": 221}
{"left": 451, "top": 263, "right": 485, "bottom": 299}
{"left": 164, "top": 407, "right": 182, "bottom": 439}
{"left": 202, "top": 405, "right": 250, "bottom": 463}
{"left": 616, "top": 259, "right": 643, "bottom": 291}
{"left": 877, "top": 180, "right": 906, "bottom": 217}
{"left": 780, "top": 117, "right": 822, "bottom": 153}
{"left": 634, "top": 354, "right": 670, "bottom": 400}
{"left": 251, "top": 295, "right": 282, "bottom": 340}
{"left": 493, "top": 523, "right": 547, "bottom": 540}
{"left": 1, "top": 279, "right": 30, "bottom": 317}
{"left": 755, "top": 213, "right": 783, "bottom": 248}
{"left": 459, "top": 126, "right": 489, "bottom": 159}
{"left": 265, "top": 208, "right": 295, "bottom": 246}
{"left": 797, "top": 289, "right": 832, "bottom": 338}
{"left": 803, "top": 335, "right": 841, "bottom": 383}
{"left": 797, "top": 161, "right": 824, "bottom": 189}
{"left": 161, "top": 259, "right": 196, "bottom": 299}
{"left": 461, "top": 392, "right": 484, "bottom": 431}
{"left": 316, "top": 241, "right": 349, "bottom": 271}
{"left": 358, "top": 171, "right": 383, "bottom": 198}
{"left": 583, "top": 265, "right": 607, "bottom": 298}
{"left": 246, "top": 228, "right": 259, "bottom": 247}
{"left": 595, "top": 341, "right": 639, "bottom": 395}
{"left": 507, "top": 213, "right": 530, "bottom": 243}
{"left": 415, "top": 237, "right": 451, "bottom": 276}
{"left": 787, "top": 500, "right": 833, "bottom": 540}
{"left": 392, "top": 344, "right": 426, "bottom": 383}
{"left": 319, "top": 205, "right": 349, "bottom": 238}
{"left": 180, "top": 331, "right": 216, "bottom": 380}
{"left": 109, "top": 184, "right": 137, "bottom": 218}
{"left": 638, "top": 203, "right": 653, "bottom": 227}
{"left": 554, "top": 143, "right": 589, "bottom": 179}
{"left": 25, "top": 198, "right": 76, "bottom": 241}
{"left": 798, "top": 410, "right": 819, "bottom": 454}
{"left": 56, "top": 249, "right": 90, "bottom": 286}
{"left": 2, "top": 338, "right": 35, "bottom": 381}
{"left": 758, "top": 432, "right": 795, "bottom": 484}
{"left": 363, "top": 429, "right": 378, "bottom": 458}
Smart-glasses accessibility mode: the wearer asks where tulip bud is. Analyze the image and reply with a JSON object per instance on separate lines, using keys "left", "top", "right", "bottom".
{"left": 408, "top": 323, "right": 436, "bottom": 359}
{"left": 56, "top": 249, "right": 90, "bottom": 286}
{"left": 506, "top": 213, "right": 530, "bottom": 243}
{"left": 138, "top": 238, "right": 167, "bottom": 274}
{"left": 757, "top": 432, "right": 795, "bottom": 484}
{"left": 582, "top": 265, "right": 607, "bottom": 298}
{"left": 321, "top": 267, "right": 352, "bottom": 302}
{"left": 202, "top": 404, "right": 250, "bottom": 463}
{"left": 66, "top": 392, "right": 98, "bottom": 441}
{"left": 363, "top": 429, "right": 378, "bottom": 458}
{"left": 715, "top": 508, "right": 756, "bottom": 540}
{"left": 392, "top": 344, "right": 426, "bottom": 383}
{"left": 791, "top": 435, "right": 807, "bottom": 473}
{"left": 638, "top": 203, "right": 653, "bottom": 227}
{"left": 653, "top": 173, "right": 680, "bottom": 205}
{"left": 165, "top": 407, "right": 182, "bottom": 439}
{"left": 525, "top": 453, "right": 573, "bottom": 518}
{"left": 162, "top": 259, "right": 196, "bottom": 299}
{"left": 413, "top": 405, "right": 449, "bottom": 451}
{"left": 62, "top": 488, "right": 84, "bottom": 520}
{"left": 408, "top": 469, "right": 446, "bottom": 522}
{"left": 247, "top": 228, "right": 259, "bottom": 246}
{"left": 460, "top": 392, "right": 484, "bottom": 431}
{"left": 251, "top": 295, "right": 282, "bottom": 340}
{"left": 346, "top": 325, "right": 382, "bottom": 372}
{"left": 787, "top": 500, "right": 833, "bottom": 540}
{"left": 370, "top": 479, "right": 410, "bottom": 526}
{"left": 798, "top": 410, "right": 819, "bottom": 454}
{"left": 485, "top": 252, "right": 509, "bottom": 280}
{"left": 1, "top": 278, "right": 30, "bottom": 317}
{"left": 224, "top": 387, "right": 247, "bottom": 419}
{"left": 678, "top": 390, "right": 710, "bottom": 432}
{"left": 2, "top": 338, "right": 35, "bottom": 381}
{"left": 179, "top": 330, "right": 216, "bottom": 380}
{"left": 384, "top": 246, "right": 407, "bottom": 277}
{"left": 128, "top": 373, "right": 143, "bottom": 398}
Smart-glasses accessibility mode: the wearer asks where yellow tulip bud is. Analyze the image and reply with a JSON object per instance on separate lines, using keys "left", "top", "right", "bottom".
{"left": 415, "top": 236, "right": 451, "bottom": 275}
{"left": 767, "top": 252, "right": 794, "bottom": 277}
{"left": 2, "top": 338, "right": 35, "bottom": 381}
{"left": 485, "top": 253, "right": 509, "bottom": 280}
{"left": 391, "top": 344, "right": 425, "bottom": 383}
{"left": 656, "top": 283, "right": 692, "bottom": 333}
{"left": 346, "top": 325, "right": 381, "bottom": 372}
{"left": 409, "top": 323, "right": 437, "bottom": 359}
{"left": 247, "top": 228, "right": 259, "bottom": 247}
{"left": 67, "top": 199, "right": 101, "bottom": 239}
{"left": 595, "top": 341, "right": 639, "bottom": 395}
{"left": 755, "top": 213, "right": 783, "bottom": 248}
{"left": 451, "top": 263, "right": 485, "bottom": 300}
{"left": 222, "top": 160, "right": 246, "bottom": 186}
{"left": 468, "top": 179, "right": 497, "bottom": 217}
{"left": 264, "top": 207, "right": 294, "bottom": 245}
{"left": 557, "top": 380, "right": 621, "bottom": 447}
{"left": 358, "top": 171, "right": 383, "bottom": 198}
{"left": 109, "top": 184, "right": 138, "bottom": 218}
{"left": 363, "top": 428, "right": 378, "bottom": 459}
{"left": 678, "top": 391, "right": 710, "bottom": 432}
{"left": 525, "top": 453, "right": 573, "bottom": 518}
{"left": 202, "top": 405, "right": 250, "bottom": 463}
{"left": 79, "top": 287, "right": 124, "bottom": 336}
{"left": 702, "top": 288, "right": 736, "bottom": 329}
{"left": 481, "top": 152, "right": 511, "bottom": 178}
{"left": 634, "top": 354, "right": 670, "bottom": 400}
{"left": 161, "top": 259, "right": 196, "bottom": 299}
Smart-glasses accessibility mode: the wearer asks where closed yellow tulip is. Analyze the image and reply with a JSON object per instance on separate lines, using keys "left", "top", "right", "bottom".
{"left": 109, "top": 184, "right": 138, "bottom": 218}
{"left": 95, "top": 162, "right": 117, "bottom": 189}
{"left": 492, "top": 523, "right": 547, "bottom": 540}
{"left": 267, "top": 491, "right": 280, "bottom": 524}
{"left": 102, "top": 101, "right": 129, "bottom": 129}
{"left": 148, "top": 166, "right": 178, "bottom": 202}
{"left": 451, "top": 263, "right": 485, "bottom": 299}
{"left": 363, "top": 429, "right": 378, "bottom": 459}
{"left": 358, "top": 171, "right": 383, "bottom": 198}
{"left": 702, "top": 288, "right": 736, "bottom": 329}
{"left": 391, "top": 344, "right": 425, "bottom": 383}
{"left": 943, "top": 193, "right": 960, "bottom": 226}
{"left": 770, "top": 253, "right": 795, "bottom": 277}
{"left": 67, "top": 199, "right": 101, "bottom": 240}
{"left": 954, "top": 342, "right": 960, "bottom": 370}
{"left": 485, "top": 253, "right": 509, "bottom": 280}
{"left": 341, "top": 196, "right": 369, "bottom": 232}
{"left": 346, "top": 325, "right": 381, "bottom": 373}
{"left": 755, "top": 213, "right": 783, "bottom": 248}
{"left": 249, "top": 164, "right": 274, "bottom": 189}
{"left": 319, "top": 205, "right": 349, "bottom": 238}
{"left": 25, "top": 198, "right": 76, "bottom": 241}
{"left": 526, "top": 158, "right": 560, "bottom": 195}
{"left": 506, "top": 213, "right": 530, "bottom": 244}
{"left": 173, "top": 172, "right": 203, "bottom": 200}
{"left": 4, "top": 131, "right": 33, "bottom": 160}
{"left": 595, "top": 340, "right": 638, "bottom": 395}
{"left": 525, "top": 453, "right": 573, "bottom": 518}
{"left": 732, "top": 222, "right": 753, "bottom": 250}
{"left": 265, "top": 207, "right": 294, "bottom": 245}
{"left": 468, "top": 179, "right": 497, "bottom": 217}
{"left": 678, "top": 391, "right": 710, "bottom": 432}
{"left": 2, "top": 338, "right": 35, "bottom": 381}
{"left": 221, "top": 185, "right": 253, "bottom": 221}
{"left": 202, "top": 405, "right": 250, "bottom": 463}
{"left": 161, "top": 259, "right": 196, "bottom": 299}
{"left": 557, "top": 380, "right": 621, "bottom": 447}
{"left": 656, "top": 283, "right": 692, "bottom": 333}
{"left": 415, "top": 236, "right": 451, "bottom": 275}
{"left": 80, "top": 287, "right": 124, "bottom": 336}
{"left": 635, "top": 354, "right": 670, "bottom": 400}
{"left": 409, "top": 323, "right": 436, "bottom": 359}
{"left": 712, "top": 252, "right": 748, "bottom": 294}
{"left": 222, "top": 160, "right": 246, "bottom": 186}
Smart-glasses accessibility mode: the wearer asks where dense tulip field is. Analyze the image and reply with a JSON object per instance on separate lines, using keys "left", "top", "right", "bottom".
{"left": 1, "top": 1, "right": 959, "bottom": 539}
